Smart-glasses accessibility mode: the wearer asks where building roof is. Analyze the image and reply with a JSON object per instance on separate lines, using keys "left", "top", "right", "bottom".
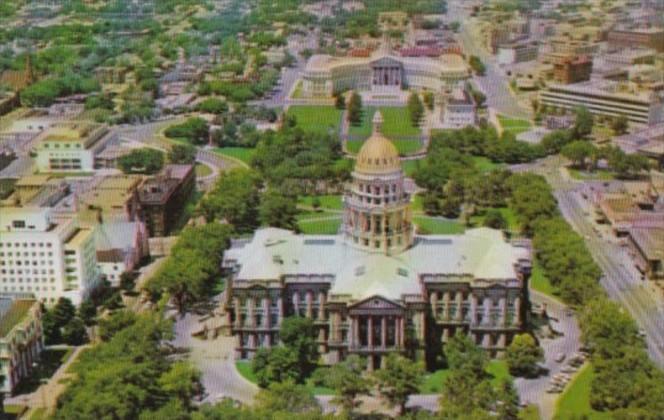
{"left": 95, "top": 221, "right": 140, "bottom": 251}
{"left": 225, "top": 227, "right": 529, "bottom": 302}
{"left": 65, "top": 228, "right": 93, "bottom": 248}
{"left": 355, "top": 112, "right": 401, "bottom": 175}
{"left": 629, "top": 228, "right": 664, "bottom": 260}
{"left": 0, "top": 297, "right": 35, "bottom": 337}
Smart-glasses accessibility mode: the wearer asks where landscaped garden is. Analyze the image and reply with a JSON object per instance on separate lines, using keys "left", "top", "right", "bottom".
{"left": 497, "top": 115, "right": 532, "bottom": 136}
{"left": 469, "top": 207, "right": 519, "bottom": 232}
{"left": 296, "top": 210, "right": 343, "bottom": 235}
{"left": 347, "top": 138, "right": 423, "bottom": 156}
{"left": 236, "top": 361, "right": 334, "bottom": 395}
{"left": 213, "top": 147, "right": 256, "bottom": 166}
{"left": 555, "top": 364, "right": 611, "bottom": 420}
{"left": 413, "top": 216, "right": 465, "bottom": 235}
{"left": 195, "top": 163, "right": 213, "bottom": 177}
{"left": 287, "top": 105, "right": 343, "bottom": 134}
{"left": 348, "top": 106, "right": 421, "bottom": 139}
{"left": 420, "top": 359, "right": 511, "bottom": 393}
{"left": 529, "top": 261, "right": 557, "bottom": 298}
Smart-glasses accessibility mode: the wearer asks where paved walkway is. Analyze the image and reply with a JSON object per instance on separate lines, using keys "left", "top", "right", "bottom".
{"left": 172, "top": 312, "right": 258, "bottom": 404}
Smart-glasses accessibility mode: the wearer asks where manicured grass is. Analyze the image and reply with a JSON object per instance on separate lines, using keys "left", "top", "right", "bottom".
{"left": 420, "top": 360, "right": 511, "bottom": 393}
{"left": 297, "top": 216, "right": 342, "bottom": 235}
{"left": 213, "top": 147, "right": 256, "bottom": 166}
{"left": 235, "top": 361, "right": 258, "bottom": 383}
{"left": 568, "top": 168, "right": 615, "bottom": 181}
{"left": 347, "top": 138, "right": 422, "bottom": 156}
{"left": 498, "top": 115, "right": 531, "bottom": 136}
{"left": 555, "top": 364, "right": 611, "bottom": 420}
{"left": 348, "top": 106, "right": 421, "bottom": 139}
{"left": 297, "top": 195, "right": 343, "bottom": 210}
{"left": 287, "top": 105, "right": 343, "bottom": 134}
{"left": 472, "top": 156, "right": 504, "bottom": 173}
{"left": 195, "top": 163, "right": 213, "bottom": 177}
{"left": 411, "top": 193, "right": 424, "bottom": 212}
{"left": 519, "top": 405, "right": 541, "bottom": 420}
{"left": 530, "top": 261, "right": 557, "bottom": 298}
{"left": 413, "top": 216, "right": 465, "bottom": 235}
{"left": 402, "top": 159, "right": 422, "bottom": 177}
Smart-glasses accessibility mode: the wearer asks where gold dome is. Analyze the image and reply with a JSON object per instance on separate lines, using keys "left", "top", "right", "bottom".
{"left": 355, "top": 112, "right": 401, "bottom": 175}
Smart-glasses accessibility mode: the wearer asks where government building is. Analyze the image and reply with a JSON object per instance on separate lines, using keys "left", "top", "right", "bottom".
{"left": 222, "top": 113, "right": 532, "bottom": 369}
{"left": 299, "top": 42, "right": 468, "bottom": 100}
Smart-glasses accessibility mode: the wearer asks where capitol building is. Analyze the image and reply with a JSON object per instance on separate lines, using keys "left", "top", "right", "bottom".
{"left": 299, "top": 43, "right": 469, "bottom": 100}
{"left": 222, "top": 112, "right": 532, "bottom": 369}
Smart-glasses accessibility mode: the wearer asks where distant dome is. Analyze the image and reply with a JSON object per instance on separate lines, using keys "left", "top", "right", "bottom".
{"left": 355, "top": 112, "right": 401, "bottom": 175}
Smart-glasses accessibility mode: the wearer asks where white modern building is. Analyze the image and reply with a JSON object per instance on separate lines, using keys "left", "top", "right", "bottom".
{"left": 34, "top": 122, "right": 115, "bottom": 173}
{"left": 540, "top": 80, "right": 664, "bottom": 126}
{"left": 0, "top": 207, "right": 100, "bottom": 305}
{"left": 440, "top": 88, "right": 477, "bottom": 129}
{"left": 497, "top": 42, "right": 539, "bottom": 65}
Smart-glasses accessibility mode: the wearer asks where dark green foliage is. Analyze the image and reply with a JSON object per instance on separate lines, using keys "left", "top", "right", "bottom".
{"left": 611, "top": 115, "right": 629, "bottom": 135}
{"left": 117, "top": 148, "right": 165, "bottom": 175}
{"left": 164, "top": 118, "right": 209, "bottom": 145}
{"left": 259, "top": 189, "right": 299, "bottom": 231}
{"left": 197, "top": 98, "right": 228, "bottom": 114}
{"left": 52, "top": 297, "right": 76, "bottom": 327}
{"left": 408, "top": 93, "right": 425, "bottom": 126}
{"left": 62, "top": 317, "right": 88, "bottom": 346}
{"left": 78, "top": 300, "right": 97, "bottom": 326}
{"left": 98, "top": 310, "right": 139, "bottom": 342}
{"left": 21, "top": 75, "right": 100, "bottom": 107}
{"left": 505, "top": 334, "right": 543, "bottom": 378}
{"left": 197, "top": 169, "right": 261, "bottom": 231}
{"left": 168, "top": 143, "right": 197, "bottom": 165}
{"left": 373, "top": 353, "right": 424, "bottom": 415}
{"left": 347, "top": 91, "right": 363, "bottom": 125}
{"left": 483, "top": 209, "right": 507, "bottom": 229}
{"left": 572, "top": 106, "right": 593, "bottom": 139}
{"left": 468, "top": 55, "right": 486, "bottom": 76}
{"left": 315, "top": 355, "right": 370, "bottom": 414}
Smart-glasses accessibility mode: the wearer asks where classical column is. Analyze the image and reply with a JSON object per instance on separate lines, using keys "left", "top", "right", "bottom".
{"left": 442, "top": 327, "right": 449, "bottom": 343}
{"left": 367, "top": 316, "right": 374, "bottom": 349}
{"left": 306, "top": 291, "right": 313, "bottom": 319}
{"left": 248, "top": 333, "right": 256, "bottom": 349}
{"left": 263, "top": 333, "right": 271, "bottom": 348}
{"left": 499, "top": 297, "right": 507, "bottom": 326}
{"left": 262, "top": 297, "right": 270, "bottom": 328}
{"left": 482, "top": 333, "right": 491, "bottom": 348}
{"left": 247, "top": 297, "right": 255, "bottom": 327}
{"left": 318, "top": 291, "right": 326, "bottom": 320}
{"left": 443, "top": 292, "right": 450, "bottom": 320}
{"left": 381, "top": 317, "right": 387, "bottom": 348}
{"left": 399, "top": 317, "right": 405, "bottom": 347}
{"left": 417, "top": 311, "right": 426, "bottom": 341}
{"left": 470, "top": 294, "right": 478, "bottom": 326}
{"left": 330, "top": 312, "right": 339, "bottom": 342}
{"left": 498, "top": 333, "right": 507, "bottom": 348}
{"left": 277, "top": 296, "right": 284, "bottom": 326}
{"left": 455, "top": 292, "right": 463, "bottom": 321}
{"left": 483, "top": 298, "right": 491, "bottom": 326}
{"left": 233, "top": 297, "right": 241, "bottom": 327}
{"left": 293, "top": 291, "right": 300, "bottom": 315}
{"left": 430, "top": 292, "right": 438, "bottom": 319}
{"left": 353, "top": 317, "right": 360, "bottom": 347}
{"left": 513, "top": 297, "right": 521, "bottom": 326}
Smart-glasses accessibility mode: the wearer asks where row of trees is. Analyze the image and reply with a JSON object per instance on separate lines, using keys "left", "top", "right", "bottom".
{"left": 561, "top": 141, "right": 650, "bottom": 179}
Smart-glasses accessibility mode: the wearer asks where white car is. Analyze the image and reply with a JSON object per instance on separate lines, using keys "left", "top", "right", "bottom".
{"left": 554, "top": 352, "right": 566, "bottom": 363}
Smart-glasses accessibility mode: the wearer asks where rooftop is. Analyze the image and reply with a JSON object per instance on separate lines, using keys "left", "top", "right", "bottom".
{"left": 629, "top": 228, "right": 664, "bottom": 260}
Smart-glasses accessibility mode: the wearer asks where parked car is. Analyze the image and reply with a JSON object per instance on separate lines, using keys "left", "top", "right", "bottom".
{"left": 555, "top": 352, "right": 566, "bottom": 363}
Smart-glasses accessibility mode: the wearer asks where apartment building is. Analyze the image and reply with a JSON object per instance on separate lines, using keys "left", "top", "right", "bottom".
{"left": 0, "top": 207, "right": 99, "bottom": 305}
{"left": 608, "top": 27, "right": 664, "bottom": 52}
{"left": 552, "top": 54, "right": 593, "bottom": 84}
{"left": 497, "top": 42, "right": 539, "bottom": 65}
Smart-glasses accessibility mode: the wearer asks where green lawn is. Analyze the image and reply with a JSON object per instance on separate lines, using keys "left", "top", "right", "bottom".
{"left": 235, "top": 362, "right": 334, "bottom": 395}
{"left": 555, "top": 364, "right": 611, "bottom": 420}
{"left": 297, "top": 195, "right": 343, "bottom": 210}
{"left": 519, "top": 405, "right": 541, "bottom": 420}
{"left": 568, "top": 168, "right": 615, "bottom": 181}
{"left": 195, "top": 163, "right": 212, "bottom": 177}
{"left": 529, "top": 261, "right": 557, "bottom": 298}
{"left": 402, "top": 159, "right": 422, "bottom": 176}
{"left": 472, "top": 156, "right": 504, "bottom": 173}
{"left": 347, "top": 138, "right": 422, "bottom": 156}
{"left": 287, "top": 105, "right": 343, "bottom": 134}
{"left": 413, "top": 216, "right": 465, "bottom": 235}
{"left": 213, "top": 147, "right": 256, "bottom": 166}
{"left": 348, "top": 106, "right": 421, "bottom": 139}
{"left": 498, "top": 115, "right": 531, "bottom": 136}
{"left": 420, "top": 360, "right": 511, "bottom": 393}
{"left": 296, "top": 210, "right": 342, "bottom": 234}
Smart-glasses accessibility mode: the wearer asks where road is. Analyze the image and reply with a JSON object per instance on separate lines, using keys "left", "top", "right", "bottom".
{"left": 515, "top": 156, "right": 664, "bottom": 368}
{"left": 447, "top": 1, "right": 530, "bottom": 119}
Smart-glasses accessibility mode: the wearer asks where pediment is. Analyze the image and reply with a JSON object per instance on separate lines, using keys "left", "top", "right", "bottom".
{"left": 349, "top": 294, "right": 404, "bottom": 310}
{"left": 370, "top": 56, "right": 402, "bottom": 68}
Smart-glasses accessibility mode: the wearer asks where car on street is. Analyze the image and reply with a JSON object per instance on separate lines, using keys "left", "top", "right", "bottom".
{"left": 555, "top": 352, "right": 566, "bottom": 363}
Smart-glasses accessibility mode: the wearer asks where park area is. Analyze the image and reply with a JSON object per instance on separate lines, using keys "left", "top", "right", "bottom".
{"left": 287, "top": 105, "right": 343, "bottom": 135}
{"left": 213, "top": 147, "right": 256, "bottom": 166}
{"left": 497, "top": 115, "right": 532, "bottom": 136}
{"left": 347, "top": 106, "right": 423, "bottom": 156}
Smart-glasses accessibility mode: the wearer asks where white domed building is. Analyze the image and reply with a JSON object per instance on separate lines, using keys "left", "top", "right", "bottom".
{"left": 222, "top": 112, "right": 532, "bottom": 369}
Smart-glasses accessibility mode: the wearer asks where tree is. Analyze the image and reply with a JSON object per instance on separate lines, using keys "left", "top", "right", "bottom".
{"left": 408, "top": 93, "right": 425, "bottom": 127}
{"left": 168, "top": 143, "right": 197, "bottom": 164}
{"left": 469, "top": 55, "right": 486, "bottom": 76}
{"left": 334, "top": 94, "right": 345, "bottom": 109}
{"left": 505, "top": 333, "right": 543, "bottom": 378}
{"left": 164, "top": 117, "right": 209, "bottom": 145}
{"left": 444, "top": 331, "right": 487, "bottom": 377}
{"left": 495, "top": 379, "right": 520, "bottom": 420}
{"left": 572, "top": 106, "right": 593, "bottom": 138}
{"left": 611, "top": 115, "right": 629, "bottom": 135}
{"left": 119, "top": 271, "right": 137, "bottom": 292}
{"left": 319, "top": 355, "right": 370, "bottom": 414}
{"left": 197, "top": 97, "right": 228, "bottom": 114}
{"left": 279, "top": 317, "right": 319, "bottom": 379}
{"left": 78, "top": 300, "right": 97, "bottom": 326}
{"left": 561, "top": 140, "right": 595, "bottom": 169}
{"left": 483, "top": 209, "right": 507, "bottom": 230}
{"left": 118, "top": 148, "right": 165, "bottom": 175}
{"left": 53, "top": 297, "right": 76, "bottom": 327}
{"left": 197, "top": 169, "right": 261, "bottom": 231}
{"left": 373, "top": 353, "right": 424, "bottom": 415}
{"left": 98, "top": 310, "right": 139, "bottom": 342}
{"left": 62, "top": 317, "right": 88, "bottom": 345}
{"left": 252, "top": 346, "right": 301, "bottom": 387}
{"left": 158, "top": 362, "right": 201, "bottom": 410}
{"left": 259, "top": 189, "right": 299, "bottom": 231}
{"left": 422, "top": 91, "right": 435, "bottom": 111}
{"left": 254, "top": 381, "right": 320, "bottom": 414}
{"left": 347, "top": 91, "right": 362, "bottom": 125}
{"left": 42, "top": 310, "right": 62, "bottom": 345}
